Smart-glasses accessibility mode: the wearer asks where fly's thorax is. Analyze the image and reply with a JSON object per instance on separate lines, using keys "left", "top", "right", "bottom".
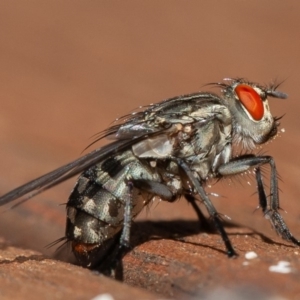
{"left": 176, "top": 110, "right": 232, "bottom": 180}
{"left": 223, "top": 80, "right": 284, "bottom": 150}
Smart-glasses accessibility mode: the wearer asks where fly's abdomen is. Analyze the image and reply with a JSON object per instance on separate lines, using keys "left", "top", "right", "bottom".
{"left": 66, "top": 173, "right": 125, "bottom": 266}
{"left": 65, "top": 150, "right": 161, "bottom": 266}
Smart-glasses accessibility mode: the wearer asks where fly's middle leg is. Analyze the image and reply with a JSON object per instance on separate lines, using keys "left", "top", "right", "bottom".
{"left": 184, "top": 194, "right": 213, "bottom": 232}
{"left": 177, "top": 158, "right": 237, "bottom": 257}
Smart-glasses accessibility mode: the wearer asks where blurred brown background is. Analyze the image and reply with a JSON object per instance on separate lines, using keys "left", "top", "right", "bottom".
{"left": 0, "top": 1, "right": 300, "bottom": 298}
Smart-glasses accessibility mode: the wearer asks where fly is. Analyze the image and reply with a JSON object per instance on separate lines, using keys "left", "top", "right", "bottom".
{"left": 0, "top": 78, "right": 299, "bottom": 268}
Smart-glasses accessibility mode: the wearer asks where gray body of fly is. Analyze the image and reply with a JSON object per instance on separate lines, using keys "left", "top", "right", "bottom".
{"left": 0, "top": 78, "right": 299, "bottom": 268}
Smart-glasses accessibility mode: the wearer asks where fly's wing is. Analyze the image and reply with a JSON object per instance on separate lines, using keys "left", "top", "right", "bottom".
{"left": 0, "top": 137, "right": 153, "bottom": 207}
{"left": 0, "top": 116, "right": 180, "bottom": 207}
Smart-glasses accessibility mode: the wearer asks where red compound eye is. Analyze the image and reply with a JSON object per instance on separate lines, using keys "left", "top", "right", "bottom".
{"left": 235, "top": 84, "right": 264, "bottom": 121}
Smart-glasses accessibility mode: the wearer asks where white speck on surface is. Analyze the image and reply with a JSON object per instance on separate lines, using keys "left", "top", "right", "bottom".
{"left": 90, "top": 293, "right": 115, "bottom": 300}
{"left": 245, "top": 251, "right": 258, "bottom": 260}
{"left": 223, "top": 214, "right": 231, "bottom": 220}
{"left": 269, "top": 261, "right": 292, "bottom": 274}
{"left": 242, "top": 261, "right": 249, "bottom": 266}
{"left": 281, "top": 128, "right": 285, "bottom": 133}
{"left": 209, "top": 192, "right": 220, "bottom": 197}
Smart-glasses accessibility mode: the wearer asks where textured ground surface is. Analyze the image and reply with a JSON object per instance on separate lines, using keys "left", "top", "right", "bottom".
{"left": 0, "top": 1, "right": 300, "bottom": 299}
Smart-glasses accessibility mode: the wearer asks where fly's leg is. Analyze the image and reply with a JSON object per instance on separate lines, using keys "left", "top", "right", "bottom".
{"left": 255, "top": 166, "right": 300, "bottom": 245}
{"left": 109, "top": 178, "right": 177, "bottom": 273}
{"left": 135, "top": 179, "right": 215, "bottom": 237}
{"left": 133, "top": 179, "right": 176, "bottom": 201}
{"left": 118, "top": 181, "right": 134, "bottom": 254}
{"left": 108, "top": 181, "right": 134, "bottom": 276}
{"left": 135, "top": 179, "right": 211, "bottom": 230}
{"left": 255, "top": 167, "right": 268, "bottom": 211}
{"left": 106, "top": 178, "right": 178, "bottom": 277}
{"left": 184, "top": 194, "right": 212, "bottom": 232}
{"left": 218, "top": 155, "right": 300, "bottom": 246}
{"left": 177, "top": 159, "right": 237, "bottom": 257}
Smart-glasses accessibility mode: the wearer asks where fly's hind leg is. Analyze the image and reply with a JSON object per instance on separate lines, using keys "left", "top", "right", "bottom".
{"left": 133, "top": 179, "right": 176, "bottom": 201}
{"left": 104, "top": 180, "right": 135, "bottom": 278}
{"left": 112, "top": 179, "right": 177, "bottom": 262}
{"left": 135, "top": 179, "right": 212, "bottom": 234}
{"left": 108, "top": 178, "right": 178, "bottom": 276}
{"left": 111, "top": 181, "right": 134, "bottom": 259}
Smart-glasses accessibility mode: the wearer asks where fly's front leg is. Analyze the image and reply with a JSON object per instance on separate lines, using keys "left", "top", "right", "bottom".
{"left": 255, "top": 167, "right": 268, "bottom": 211}
{"left": 177, "top": 159, "right": 237, "bottom": 257}
{"left": 256, "top": 166, "right": 300, "bottom": 245}
{"left": 218, "top": 155, "right": 300, "bottom": 246}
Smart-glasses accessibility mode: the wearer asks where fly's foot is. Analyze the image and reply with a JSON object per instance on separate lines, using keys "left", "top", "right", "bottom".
{"left": 265, "top": 210, "right": 300, "bottom": 246}
{"left": 100, "top": 243, "right": 132, "bottom": 280}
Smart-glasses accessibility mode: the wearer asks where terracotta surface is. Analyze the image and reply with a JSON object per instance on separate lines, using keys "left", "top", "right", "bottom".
{"left": 0, "top": 1, "right": 300, "bottom": 299}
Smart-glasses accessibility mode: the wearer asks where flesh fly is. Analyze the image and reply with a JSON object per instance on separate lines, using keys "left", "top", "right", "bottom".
{"left": 0, "top": 78, "right": 298, "bottom": 268}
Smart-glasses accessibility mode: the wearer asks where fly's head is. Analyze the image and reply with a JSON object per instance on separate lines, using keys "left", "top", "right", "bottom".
{"left": 218, "top": 78, "right": 287, "bottom": 150}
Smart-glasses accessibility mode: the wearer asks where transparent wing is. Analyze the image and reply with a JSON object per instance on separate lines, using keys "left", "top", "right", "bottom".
{"left": 0, "top": 137, "right": 150, "bottom": 207}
